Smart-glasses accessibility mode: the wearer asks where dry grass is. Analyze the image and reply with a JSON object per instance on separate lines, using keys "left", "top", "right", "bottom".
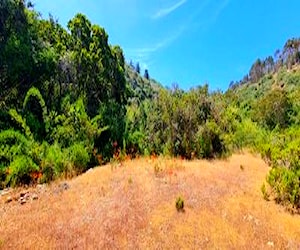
{"left": 0, "top": 153, "right": 300, "bottom": 249}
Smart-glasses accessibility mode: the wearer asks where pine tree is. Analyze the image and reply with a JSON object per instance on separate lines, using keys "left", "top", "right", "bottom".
{"left": 144, "top": 69, "right": 149, "bottom": 80}
{"left": 136, "top": 62, "right": 140, "bottom": 74}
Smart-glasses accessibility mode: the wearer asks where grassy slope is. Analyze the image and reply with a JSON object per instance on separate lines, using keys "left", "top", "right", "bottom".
{"left": 1, "top": 153, "right": 299, "bottom": 249}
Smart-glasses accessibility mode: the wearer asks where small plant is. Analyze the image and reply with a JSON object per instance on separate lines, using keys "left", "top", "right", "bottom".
{"left": 154, "top": 162, "right": 163, "bottom": 177}
{"left": 261, "top": 183, "right": 270, "bottom": 201}
{"left": 240, "top": 164, "right": 244, "bottom": 171}
{"left": 175, "top": 196, "right": 185, "bottom": 212}
{"left": 67, "top": 143, "right": 90, "bottom": 174}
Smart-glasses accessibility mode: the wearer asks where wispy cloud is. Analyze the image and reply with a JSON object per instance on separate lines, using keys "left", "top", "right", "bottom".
{"left": 152, "top": 0, "right": 187, "bottom": 19}
{"left": 125, "top": 25, "right": 186, "bottom": 68}
{"left": 125, "top": 0, "right": 230, "bottom": 70}
{"left": 211, "top": 0, "right": 230, "bottom": 22}
{"left": 190, "top": 0, "right": 230, "bottom": 31}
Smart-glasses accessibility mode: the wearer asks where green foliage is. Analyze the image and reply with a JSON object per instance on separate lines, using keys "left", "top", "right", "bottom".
{"left": 253, "top": 89, "right": 292, "bottom": 129}
{"left": 22, "top": 87, "right": 49, "bottom": 141}
{"left": 125, "top": 64, "right": 161, "bottom": 102}
{"left": 226, "top": 119, "right": 266, "bottom": 150}
{"left": 289, "top": 88, "right": 300, "bottom": 125}
{"left": 23, "top": 87, "right": 47, "bottom": 123}
{"left": 6, "top": 156, "right": 39, "bottom": 187}
{"left": 127, "top": 86, "right": 227, "bottom": 159}
{"left": 0, "top": 129, "right": 32, "bottom": 167}
{"left": 266, "top": 166, "right": 300, "bottom": 209}
{"left": 39, "top": 143, "right": 91, "bottom": 183}
{"left": 0, "top": 129, "right": 33, "bottom": 187}
{"left": 196, "top": 121, "right": 226, "bottom": 158}
{"left": 0, "top": 87, "right": 108, "bottom": 187}
{"left": 8, "top": 109, "right": 32, "bottom": 138}
{"left": 261, "top": 183, "right": 270, "bottom": 201}
{"left": 41, "top": 143, "right": 66, "bottom": 181}
{"left": 175, "top": 196, "right": 185, "bottom": 212}
{"left": 95, "top": 100, "right": 125, "bottom": 161}
{"left": 123, "top": 103, "right": 147, "bottom": 156}
{"left": 51, "top": 97, "right": 108, "bottom": 149}
{"left": 67, "top": 143, "right": 90, "bottom": 174}
{"left": 257, "top": 127, "right": 300, "bottom": 211}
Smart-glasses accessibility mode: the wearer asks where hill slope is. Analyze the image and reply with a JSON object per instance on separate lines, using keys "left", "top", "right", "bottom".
{"left": 125, "top": 64, "right": 162, "bottom": 102}
{"left": 1, "top": 154, "right": 300, "bottom": 249}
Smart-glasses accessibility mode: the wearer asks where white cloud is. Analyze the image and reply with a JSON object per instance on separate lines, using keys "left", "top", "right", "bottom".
{"left": 152, "top": 0, "right": 187, "bottom": 19}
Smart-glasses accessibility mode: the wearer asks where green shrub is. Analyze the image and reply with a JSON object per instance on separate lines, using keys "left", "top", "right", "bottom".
{"left": 41, "top": 143, "right": 66, "bottom": 182}
{"left": 266, "top": 166, "right": 300, "bottom": 209}
{"left": 175, "top": 196, "right": 185, "bottom": 212}
{"left": 0, "top": 164, "right": 6, "bottom": 189}
{"left": 229, "top": 119, "right": 264, "bottom": 150}
{"left": 253, "top": 89, "right": 292, "bottom": 129}
{"left": 67, "top": 143, "right": 90, "bottom": 174}
{"left": 196, "top": 121, "right": 226, "bottom": 158}
{"left": 256, "top": 126, "right": 300, "bottom": 211}
{"left": 0, "top": 129, "right": 31, "bottom": 163}
{"left": 261, "top": 183, "right": 269, "bottom": 201}
{"left": 6, "top": 156, "right": 39, "bottom": 187}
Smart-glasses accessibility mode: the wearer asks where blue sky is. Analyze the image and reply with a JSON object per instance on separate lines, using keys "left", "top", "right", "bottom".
{"left": 33, "top": 0, "right": 300, "bottom": 91}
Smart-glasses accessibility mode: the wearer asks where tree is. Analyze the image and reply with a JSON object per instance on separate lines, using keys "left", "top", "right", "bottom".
{"left": 144, "top": 69, "right": 149, "bottom": 80}
{"left": 129, "top": 60, "right": 134, "bottom": 69}
{"left": 254, "top": 89, "right": 292, "bottom": 129}
{"left": 249, "top": 59, "right": 264, "bottom": 83}
{"left": 0, "top": 0, "right": 57, "bottom": 109}
{"left": 67, "top": 13, "right": 92, "bottom": 50}
{"left": 135, "top": 62, "right": 140, "bottom": 74}
{"left": 264, "top": 56, "right": 275, "bottom": 74}
{"left": 0, "top": 0, "right": 34, "bottom": 103}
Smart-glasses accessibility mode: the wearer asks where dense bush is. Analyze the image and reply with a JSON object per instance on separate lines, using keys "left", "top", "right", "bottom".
{"left": 253, "top": 89, "right": 292, "bottom": 129}
{"left": 267, "top": 165, "right": 300, "bottom": 210}
{"left": 41, "top": 143, "right": 66, "bottom": 182}
{"left": 67, "top": 143, "right": 90, "bottom": 174}
{"left": 0, "top": 88, "right": 108, "bottom": 187}
{"left": 258, "top": 127, "right": 300, "bottom": 211}
{"left": 124, "top": 86, "right": 227, "bottom": 159}
{"left": 6, "top": 156, "right": 39, "bottom": 187}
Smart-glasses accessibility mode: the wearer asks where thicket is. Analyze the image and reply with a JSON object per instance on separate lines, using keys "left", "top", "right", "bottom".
{"left": 125, "top": 85, "right": 227, "bottom": 158}
{"left": 0, "top": 87, "right": 108, "bottom": 187}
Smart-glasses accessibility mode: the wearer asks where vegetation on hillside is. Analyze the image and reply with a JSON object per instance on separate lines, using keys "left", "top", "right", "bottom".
{"left": 0, "top": 0, "right": 299, "bottom": 212}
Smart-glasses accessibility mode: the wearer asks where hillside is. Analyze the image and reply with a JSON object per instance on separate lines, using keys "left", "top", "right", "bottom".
{"left": 227, "top": 38, "right": 300, "bottom": 110}
{"left": 228, "top": 65, "right": 300, "bottom": 105}
{"left": 125, "top": 64, "right": 162, "bottom": 103}
{"left": 1, "top": 153, "right": 300, "bottom": 248}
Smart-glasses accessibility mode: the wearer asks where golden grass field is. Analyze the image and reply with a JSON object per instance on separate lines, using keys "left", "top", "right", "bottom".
{"left": 0, "top": 153, "right": 300, "bottom": 249}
